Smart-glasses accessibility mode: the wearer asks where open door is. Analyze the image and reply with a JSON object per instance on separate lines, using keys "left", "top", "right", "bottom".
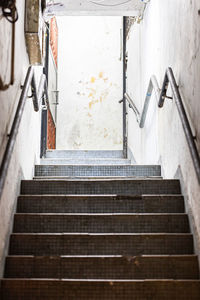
{"left": 56, "top": 16, "right": 124, "bottom": 150}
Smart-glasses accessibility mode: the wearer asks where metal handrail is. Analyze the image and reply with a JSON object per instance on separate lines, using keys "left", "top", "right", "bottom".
{"left": 0, "top": 66, "right": 49, "bottom": 198}
{"left": 140, "top": 75, "right": 160, "bottom": 128}
{"left": 123, "top": 67, "right": 200, "bottom": 183}
{"left": 159, "top": 67, "right": 200, "bottom": 183}
{"left": 124, "top": 92, "right": 140, "bottom": 123}
{"left": 122, "top": 75, "right": 160, "bottom": 128}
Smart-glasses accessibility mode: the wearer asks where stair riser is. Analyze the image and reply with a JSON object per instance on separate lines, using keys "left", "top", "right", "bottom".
{"left": 1, "top": 280, "right": 200, "bottom": 300}
{"left": 21, "top": 180, "right": 181, "bottom": 195}
{"left": 17, "top": 195, "right": 185, "bottom": 213}
{"left": 9, "top": 234, "right": 193, "bottom": 256}
{"left": 13, "top": 214, "right": 189, "bottom": 233}
{"left": 40, "top": 159, "right": 131, "bottom": 165}
{"left": 35, "top": 165, "right": 161, "bottom": 177}
{"left": 5, "top": 256, "right": 199, "bottom": 279}
{"left": 46, "top": 150, "right": 124, "bottom": 159}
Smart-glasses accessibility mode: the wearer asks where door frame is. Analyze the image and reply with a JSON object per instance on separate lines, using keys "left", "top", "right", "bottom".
{"left": 122, "top": 16, "right": 127, "bottom": 158}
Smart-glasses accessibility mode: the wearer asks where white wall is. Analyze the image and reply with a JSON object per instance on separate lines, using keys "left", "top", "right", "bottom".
{"left": 56, "top": 16, "right": 123, "bottom": 150}
{"left": 0, "top": 1, "right": 42, "bottom": 276}
{"left": 126, "top": 0, "right": 200, "bottom": 257}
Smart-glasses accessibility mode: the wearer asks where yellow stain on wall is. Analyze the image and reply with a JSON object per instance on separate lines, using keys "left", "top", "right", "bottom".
{"left": 89, "top": 99, "right": 99, "bottom": 109}
{"left": 88, "top": 93, "right": 93, "bottom": 98}
{"left": 87, "top": 87, "right": 96, "bottom": 93}
{"left": 104, "top": 128, "right": 108, "bottom": 138}
{"left": 90, "top": 77, "right": 96, "bottom": 83}
{"left": 99, "top": 72, "right": 103, "bottom": 78}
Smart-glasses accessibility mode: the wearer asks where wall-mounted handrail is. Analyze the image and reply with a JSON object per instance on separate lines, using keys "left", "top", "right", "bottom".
{"left": 140, "top": 75, "right": 160, "bottom": 128}
{"left": 0, "top": 66, "right": 49, "bottom": 199}
{"left": 38, "top": 73, "right": 49, "bottom": 109}
{"left": 123, "top": 67, "right": 200, "bottom": 183}
{"left": 122, "top": 75, "right": 160, "bottom": 128}
{"left": 124, "top": 92, "right": 140, "bottom": 123}
{"left": 158, "top": 67, "right": 200, "bottom": 183}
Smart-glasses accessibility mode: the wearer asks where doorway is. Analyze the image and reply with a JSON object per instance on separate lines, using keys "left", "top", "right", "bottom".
{"left": 56, "top": 16, "right": 124, "bottom": 150}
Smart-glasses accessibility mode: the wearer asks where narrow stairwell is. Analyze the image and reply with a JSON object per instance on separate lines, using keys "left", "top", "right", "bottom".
{"left": 1, "top": 150, "right": 200, "bottom": 299}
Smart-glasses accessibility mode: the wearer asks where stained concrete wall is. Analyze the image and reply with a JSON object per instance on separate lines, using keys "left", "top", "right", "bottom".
{"left": 56, "top": 16, "right": 123, "bottom": 150}
{"left": 126, "top": 0, "right": 200, "bottom": 257}
{"left": 0, "top": 1, "right": 42, "bottom": 276}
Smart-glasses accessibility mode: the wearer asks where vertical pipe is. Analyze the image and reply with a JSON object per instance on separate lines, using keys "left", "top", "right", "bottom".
{"left": 44, "top": 23, "right": 49, "bottom": 83}
{"left": 10, "top": 12, "right": 15, "bottom": 85}
{"left": 40, "top": 24, "right": 49, "bottom": 157}
{"left": 40, "top": 108, "right": 47, "bottom": 158}
{"left": 123, "top": 16, "right": 127, "bottom": 158}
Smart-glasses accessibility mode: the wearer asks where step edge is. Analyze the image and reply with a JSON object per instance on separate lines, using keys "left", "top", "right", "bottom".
{"left": 10, "top": 233, "right": 193, "bottom": 236}
{"left": 6, "top": 254, "right": 198, "bottom": 259}
{"left": 14, "top": 213, "right": 188, "bottom": 216}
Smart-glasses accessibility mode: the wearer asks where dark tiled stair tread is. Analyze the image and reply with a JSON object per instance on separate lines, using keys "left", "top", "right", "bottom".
{"left": 20, "top": 179, "right": 181, "bottom": 195}
{"left": 1, "top": 279, "right": 200, "bottom": 300}
{"left": 17, "top": 194, "right": 185, "bottom": 213}
{"left": 5, "top": 255, "right": 199, "bottom": 279}
{"left": 9, "top": 233, "right": 193, "bottom": 255}
{"left": 13, "top": 213, "right": 189, "bottom": 233}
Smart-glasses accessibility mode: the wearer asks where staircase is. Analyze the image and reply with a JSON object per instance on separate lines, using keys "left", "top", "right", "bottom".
{"left": 1, "top": 150, "right": 200, "bottom": 299}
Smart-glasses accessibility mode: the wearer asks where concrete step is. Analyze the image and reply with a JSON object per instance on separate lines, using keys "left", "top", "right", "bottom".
{"left": 5, "top": 255, "right": 199, "bottom": 279}
{"left": 13, "top": 213, "right": 189, "bottom": 233}
{"left": 45, "top": 150, "right": 124, "bottom": 159}
{"left": 35, "top": 165, "right": 161, "bottom": 177}
{"left": 17, "top": 195, "right": 185, "bottom": 214}
{"left": 9, "top": 233, "right": 193, "bottom": 256}
{"left": 40, "top": 158, "right": 131, "bottom": 165}
{"left": 1, "top": 279, "right": 200, "bottom": 299}
{"left": 21, "top": 179, "right": 181, "bottom": 195}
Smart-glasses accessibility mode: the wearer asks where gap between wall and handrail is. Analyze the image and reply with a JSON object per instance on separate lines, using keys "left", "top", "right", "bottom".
{"left": 121, "top": 67, "right": 200, "bottom": 183}
{"left": 0, "top": 66, "right": 49, "bottom": 200}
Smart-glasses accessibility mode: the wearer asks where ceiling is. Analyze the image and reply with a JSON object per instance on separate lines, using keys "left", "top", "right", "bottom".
{"left": 45, "top": 0, "right": 146, "bottom": 16}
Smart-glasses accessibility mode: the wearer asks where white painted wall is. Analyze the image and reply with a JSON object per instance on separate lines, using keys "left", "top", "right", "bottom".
{"left": 56, "top": 16, "right": 123, "bottom": 150}
{"left": 126, "top": 0, "right": 200, "bottom": 257}
{"left": 0, "top": 1, "right": 42, "bottom": 276}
